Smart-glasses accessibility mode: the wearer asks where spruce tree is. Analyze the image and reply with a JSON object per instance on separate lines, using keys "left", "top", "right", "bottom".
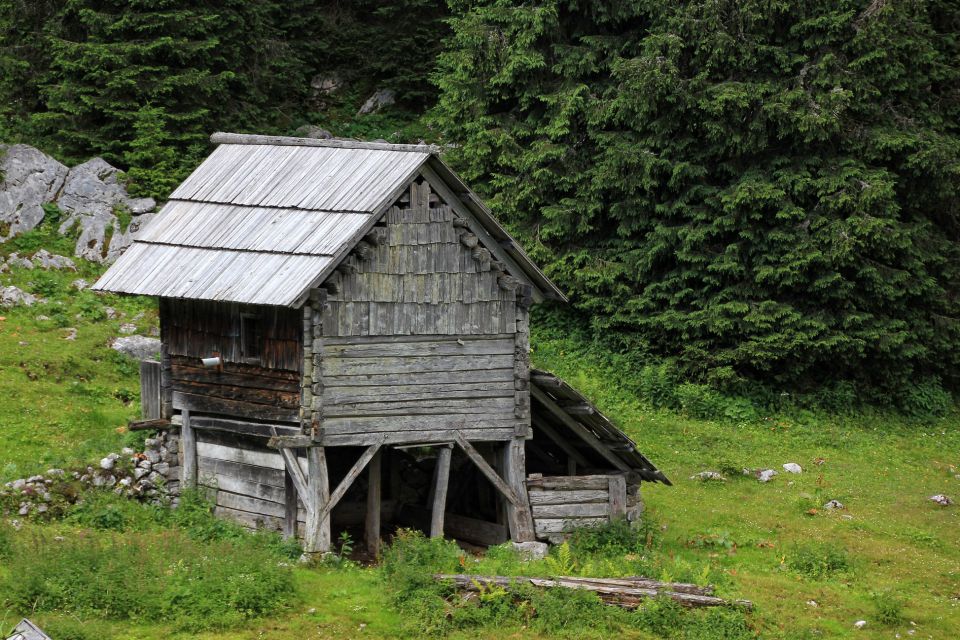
{"left": 433, "top": 0, "right": 960, "bottom": 395}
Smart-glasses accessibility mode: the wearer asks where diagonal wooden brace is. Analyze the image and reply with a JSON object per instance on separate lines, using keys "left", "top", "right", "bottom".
{"left": 320, "top": 438, "right": 384, "bottom": 518}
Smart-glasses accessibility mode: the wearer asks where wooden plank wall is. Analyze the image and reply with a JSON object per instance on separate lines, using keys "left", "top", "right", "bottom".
{"left": 161, "top": 298, "right": 302, "bottom": 371}
{"left": 313, "top": 180, "right": 530, "bottom": 445}
{"left": 323, "top": 204, "right": 518, "bottom": 336}
{"left": 161, "top": 298, "right": 302, "bottom": 422}
{"left": 169, "top": 356, "right": 300, "bottom": 423}
{"left": 140, "top": 360, "right": 161, "bottom": 419}
{"left": 526, "top": 474, "right": 635, "bottom": 542}
{"left": 196, "top": 430, "right": 393, "bottom": 532}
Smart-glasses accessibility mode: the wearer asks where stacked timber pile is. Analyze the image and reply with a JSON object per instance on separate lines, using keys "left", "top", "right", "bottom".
{"left": 436, "top": 574, "right": 753, "bottom": 610}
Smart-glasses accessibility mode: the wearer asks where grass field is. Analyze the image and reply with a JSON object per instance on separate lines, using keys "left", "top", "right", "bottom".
{"left": 1, "top": 233, "right": 958, "bottom": 639}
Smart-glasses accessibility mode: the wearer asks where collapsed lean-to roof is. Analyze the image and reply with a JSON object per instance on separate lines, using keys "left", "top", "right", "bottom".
{"left": 93, "top": 132, "right": 565, "bottom": 307}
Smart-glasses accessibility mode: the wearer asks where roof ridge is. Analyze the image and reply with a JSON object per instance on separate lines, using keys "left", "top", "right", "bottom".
{"left": 210, "top": 131, "right": 440, "bottom": 154}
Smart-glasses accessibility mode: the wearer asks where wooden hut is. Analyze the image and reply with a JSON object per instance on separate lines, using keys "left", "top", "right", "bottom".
{"left": 93, "top": 132, "right": 669, "bottom": 553}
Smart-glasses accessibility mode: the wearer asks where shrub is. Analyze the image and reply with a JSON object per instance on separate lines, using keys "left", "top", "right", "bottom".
{"left": 898, "top": 379, "right": 952, "bottom": 419}
{"left": 872, "top": 590, "right": 906, "bottom": 626}
{"left": 568, "top": 518, "right": 656, "bottom": 559}
{"left": 785, "top": 542, "right": 851, "bottom": 579}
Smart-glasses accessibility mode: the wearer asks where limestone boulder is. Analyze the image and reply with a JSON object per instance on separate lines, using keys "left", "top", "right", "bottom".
{"left": 0, "top": 144, "right": 68, "bottom": 241}
{"left": 56, "top": 158, "right": 156, "bottom": 262}
{"left": 110, "top": 335, "right": 161, "bottom": 360}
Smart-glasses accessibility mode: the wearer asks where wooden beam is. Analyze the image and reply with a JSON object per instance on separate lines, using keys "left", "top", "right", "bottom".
{"left": 304, "top": 447, "right": 331, "bottom": 554}
{"left": 608, "top": 474, "right": 627, "bottom": 519}
{"left": 278, "top": 448, "right": 311, "bottom": 511}
{"left": 366, "top": 450, "right": 382, "bottom": 556}
{"left": 430, "top": 445, "right": 453, "bottom": 538}
{"left": 454, "top": 435, "right": 521, "bottom": 507}
{"left": 534, "top": 419, "right": 590, "bottom": 467}
{"left": 283, "top": 469, "right": 297, "bottom": 540}
{"left": 502, "top": 439, "right": 536, "bottom": 542}
{"left": 530, "top": 386, "right": 629, "bottom": 472}
{"left": 268, "top": 434, "right": 314, "bottom": 449}
{"left": 419, "top": 163, "right": 544, "bottom": 302}
{"left": 181, "top": 409, "right": 197, "bottom": 488}
{"left": 210, "top": 131, "right": 441, "bottom": 153}
{"left": 128, "top": 418, "right": 171, "bottom": 431}
{"left": 140, "top": 359, "right": 161, "bottom": 420}
{"left": 321, "top": 440, "right": 383, "bottom": 518}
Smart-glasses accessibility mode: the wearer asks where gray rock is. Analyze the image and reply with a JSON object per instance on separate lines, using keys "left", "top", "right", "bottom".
{"left": 690, "top": 471, "right": 726, "bottom": 482}
{"left": 56, "top": 157, "right": 156, "bottom": 262}
{"left": 823, "top": 499, "right": 845, "bottom": 510}
{"left": 32, "top": 249, "right": 76, "bottom": 271}
{"left": 757, "top": 469, "right": 777, "bottom": 482}
{"left": 154, "top": 462, "right": 170, "bottom": 476}
{"left": 0, "top": 286, "right": 38, "bottom": 307}
{"left": 63, "top": 327, "right": 77, "bottom": 341}
{"left": 104, "top": 307, "right": 120, "bottom": 319}
{"left": 357, "top": 88, "right": 396, "bottom": 115}
{"left": 46, "top": 468, "right": 64, "bottom": 477}
{"left": 512, "top": 541, "right": 549, "bottom": 561}
{"left": 854, "top": 620, "right": 867, "bottom": 629}
{"left": 99, "top": 456, "right": 115, "bottom": 470}
{"left": 110, "top": 335, "right": 161, "bottom": 360}
{"left": 137, "top": 459, "right": 152, "bottom": 470}
{"left": 782, "top": 463, "right": 802, "bottom": 474}
{"left": 71, "top": 278, "right": 90, "bottom": 290}
{"left": 144, "top": 449, "right": 161, "bottom": 464}
{"left": 0, "top": 144, "right": 69, "bottom": 240}
{"left": 310, "top": 74, "right": 340, "bottom": 95}
{"left": 119, "top": 477, "right": 132, "bottom": 487}
{"left": 5, "top": 252, "right": 34, "bottom": 269}
{"left": 134, "top": 467, "right": 150, "bottom": 480}
{"left": 118, "top": 323, "right": 137, "bottom": 335}
{"left": 929, "top": 494, "right": 953, "bottom": 506}
{"left": 293, "top": 124, "right": 334, "bottom": 139}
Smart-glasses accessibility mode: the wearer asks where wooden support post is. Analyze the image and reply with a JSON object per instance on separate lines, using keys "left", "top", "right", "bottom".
{"left": 305, "top": 446, "right": 331, "bottom": 554}
{"left": 366, "top": 450, "right": 382, "bottom": 556}
{"left": 139, "top": 359, "right": 161, "bottom": 420}
{"left": 455, "top": 435, "right": 535, "bottom": 542}
{"left": 181, "top": 408, "right": 197, "bottom": 489}
{"left": 430, "top": 445, "right": 453, "bottom": 538}
{"left": 502, "top": 438, "right": 536, "bottom": 542}
{"left": 321, "top": 441, "right": 383, "bottom": 518}
{"left": 608, "top": 474, "right": 627, "bottom": 519}
{"left": 283, "top": 468, "right": 297, "bottom": 540}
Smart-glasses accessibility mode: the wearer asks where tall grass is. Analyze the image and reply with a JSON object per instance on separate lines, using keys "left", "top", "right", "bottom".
{"left": 0, "top": 491, "right": 300, "bottom": 632}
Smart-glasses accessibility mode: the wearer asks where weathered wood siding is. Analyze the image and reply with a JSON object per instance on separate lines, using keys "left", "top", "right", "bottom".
{"left": 526, "top": 474, "right": 640, "bottom": 543}
{"left": 312, "top": 180, "right": 531, "bottom": 445}
{"left": 196, "top": 429, "right": 393, "bottom": 532}
{"left": 161, "top": 298, "right": 302, "bottom": 370}
{"left": 161, "top": 298, "right": 302, "bottom": 422}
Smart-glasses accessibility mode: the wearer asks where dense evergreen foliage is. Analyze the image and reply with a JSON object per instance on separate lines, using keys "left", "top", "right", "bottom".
{"left": 0, "top": 0, "right": 447, "bottom": 197}
{"left": 432, "top": 0, "right": 960, "bottom": 396}
{"left": 2, "top": 0, "right": 959, "bottom": 399}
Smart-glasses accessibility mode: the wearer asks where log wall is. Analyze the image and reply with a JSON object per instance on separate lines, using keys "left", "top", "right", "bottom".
{"left": 195, "top": 429, "right": 392, "bottom": 532}
{"left": 526, "top": 473, "right": 641, "bottom": 543}
{"left": 312, "top": 179, "right": 531, "bottom": 446}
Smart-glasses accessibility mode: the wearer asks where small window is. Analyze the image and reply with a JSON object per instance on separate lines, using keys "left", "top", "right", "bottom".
{"left": 240, "top": 313, "right": 262, "bottom": 361}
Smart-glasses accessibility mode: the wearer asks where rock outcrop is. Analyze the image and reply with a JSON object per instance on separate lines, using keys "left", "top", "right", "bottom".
{"left": 111, "top": 335, "right": 161, "bottom": 360}
{"left": 0, "top": 144, "right": 159, "bottom": 263}
{"left": 57, "top": 157, "right": 157, "bottom": 262}
{"left": 0, "top": 144, "right": 69, "bottom": 241}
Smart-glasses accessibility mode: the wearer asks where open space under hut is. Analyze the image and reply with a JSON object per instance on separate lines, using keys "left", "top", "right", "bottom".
{"left": 94, "top": 132, "right": 670, "bottom": 553}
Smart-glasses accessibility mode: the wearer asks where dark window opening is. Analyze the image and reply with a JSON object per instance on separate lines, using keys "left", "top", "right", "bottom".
{"left": 240, "top": 313, "right": 262, "bottom": 361}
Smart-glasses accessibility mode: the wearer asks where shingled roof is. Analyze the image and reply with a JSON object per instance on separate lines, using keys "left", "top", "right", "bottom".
{"left": 93, "top": 132, "right": 564, "bottom": 307}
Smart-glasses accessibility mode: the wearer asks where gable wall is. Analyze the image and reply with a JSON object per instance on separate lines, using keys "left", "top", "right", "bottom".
{"left": 302, "top": 179, "right": 532, "bottom": 446}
